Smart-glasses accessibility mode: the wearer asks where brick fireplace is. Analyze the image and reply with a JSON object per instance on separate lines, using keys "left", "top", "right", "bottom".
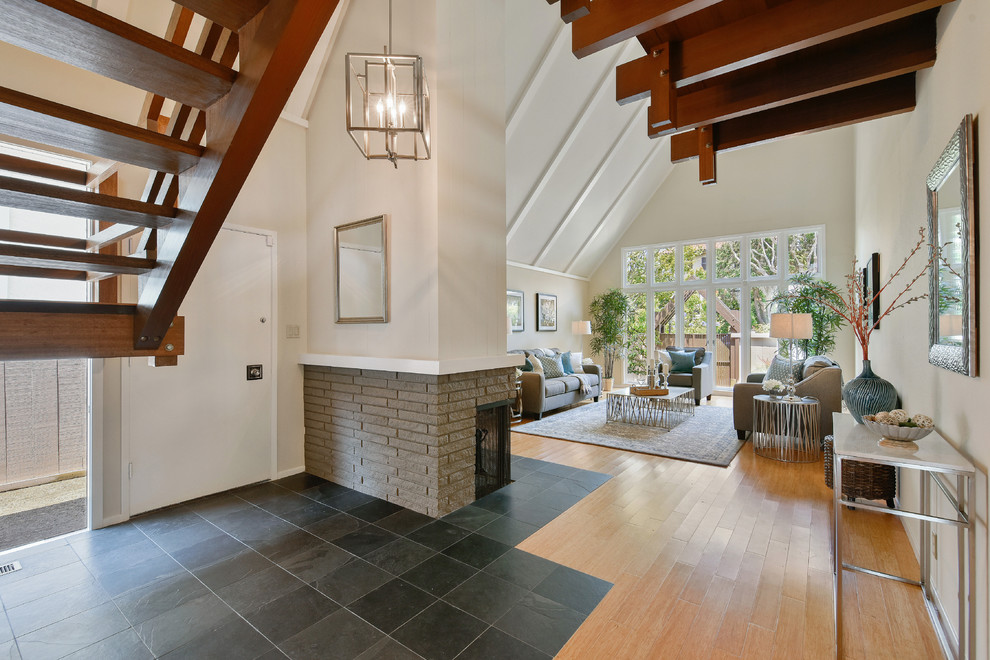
{"left": 303, "top": 365, "right": 516, "bottom": 517}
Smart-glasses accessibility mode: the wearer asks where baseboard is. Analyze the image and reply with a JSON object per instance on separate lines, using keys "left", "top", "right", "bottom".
{"left": 276, "top": 466, "right": 306, "bottom": 480}
{"left": 96, "top": 514, "right": 129, "bottom": 529}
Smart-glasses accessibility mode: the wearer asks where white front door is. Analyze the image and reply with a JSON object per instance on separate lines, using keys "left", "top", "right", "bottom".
{"left": 126, "top": 227, "right": 274, "bottom": 515}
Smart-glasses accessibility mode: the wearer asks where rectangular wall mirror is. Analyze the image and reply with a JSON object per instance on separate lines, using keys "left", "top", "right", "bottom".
{"left": 335, "top": 215, "right": 389, "bottom": 323}
{"left": 927, "top": 115, "right": 977, "bottom": 376}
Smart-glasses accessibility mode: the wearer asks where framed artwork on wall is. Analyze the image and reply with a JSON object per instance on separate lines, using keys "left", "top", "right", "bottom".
{"left": 507, "top": 289, "right": 524, "bottom": 332}
{"left": 863, "top": 252, "right": 880, "bottom": 330}
{"left": 537, "top": 293, "right": 557, "bottom": 331}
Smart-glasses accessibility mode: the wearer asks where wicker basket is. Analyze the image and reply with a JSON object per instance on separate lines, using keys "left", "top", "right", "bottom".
{"left": 823, "top": 435, "right": 896, "bottom": 508}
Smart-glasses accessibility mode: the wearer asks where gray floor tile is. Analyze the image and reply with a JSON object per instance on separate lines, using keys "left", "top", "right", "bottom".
{"left": 132, "top": 507, "right": 202, "bottom": 538}
{"left": 160, "top": 614, "right": 275, "bottom": 660}
{"left": 400, "top": 554, "right": 477, "bottom": 598}
{"left": 6, "top": 578, "right": 109, "bottom": 637}
{"left": 192, "top": 550, "right": 271, "bottom": 591}
{"left": 277, "top": 542, "right": 351, "bottom": 583}
{"left": 61, "top": 629, "right": 153, "bottom": 660}
{"left": 304, "top": 513, "right": 366, "bottom": 542}
{"left": 170, "top": 533, "right": 245, "bottom": 571}
{"left": 475, "top": 516, "right": 539, "bottom": 546}
{"left": 503, "top": 500, "right": 561, "bottom": 528}
{"left": 442, "top": 572, "right": 528, "bottom": 624}
{"left": 15, "top": 601, "right": 130, "bottom": 660}
{"left": 67, "top": 524, "right": 146, "bottom": 559}
{"left": 533, "top": 490, "right": 583, "bottom": 512}
{"left": 79, "top": 539, "right": 164, "bottom": 577}
{"left": 440, "top": 506, "right": 501, "bottom": 533}
{"left": 299, "top": 482, "right": 350, "bottom": 506}
{"left": 279, "top": 609, "right": 383, "bottom": 660}
{"left": 348, "top": 500, "right": 404, "bottom": 523}
{"left": 151, "top": 520, "right": 226, "bottom": 554}
{"left": 405, "top": 521, "right": 471, "bottom": 552}
{"left": 217, "top": 565, "right": 304, "bottom": 614}
{"left": 532, "top": 564, "right": 612, "bottom": 615}
{"left": 277, "top": 501, "right": 336, "bottom": 528}
{"left": 257, "top": 492, "right": 321, "bottom": 518}
{"left": 0, "top": 562, "right": 94, "bottom": 610}
{"left": 363, "top": 539, "right": 435, "bottom": 576}
{"left": 331, "top": 527, "right": 399, "bottom": 558}
{"left": 93, "top": 553, "right": 184, "bottom": 598}
{"left": 354, "top": 638, "right": 421, "bottom": 660}
{"left": 113, "top": 572, "right": 210, "bottom": 626}
{"left": 454, "top": 626, "right": 549, "bottom": 660}
{"left": 493, "top": 592, "right": 586, "bottom": 657}
{"left": 392, "top": 601, "right": 487, "bottom": 660}
{"left": 310, "top": 558, "right": 391, "bottom": 606}
{"left": 134, "top": 592, "right": 236, "bottom": 656}
{"left": 348, "top": 579, "right": 436, "bottom": 634}
{"left": 0, "top": 610, "right": 11, "bottom": 643}
{"left": 254, "top": 530, "right": 326, "bottom": 563}
{"left": 0, "top": 545, "right": 78, "bottom": 586}
{"left": 274, "top": 473, "right": 328, "bottom": 493}
{"left": 440, "top": 534, "right": 511, "bottom": 570}
{"left": 482, "top": 549, "right": 556, "bottom": 591}
{"left": 185, "top": 494, "right": 253, "bottom": 522}
{"left": 374, "top": 510, "right": 433, "bottom": 537}
{"left": 243, "top": 585, "right": 339, "bottom": 644}
{"left": 0, "top": 638, "right": 19, "bottom": 660}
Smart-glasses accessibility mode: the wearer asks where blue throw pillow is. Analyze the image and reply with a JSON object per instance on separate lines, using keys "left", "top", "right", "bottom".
{"left": 520, "top": 357, "right": 534, "bottom": 372}
{"left": 561, "top": 351, "right": 575, "bottom": 374}
{"left": 669, "top": 350, "right": 696, "bottom": 373}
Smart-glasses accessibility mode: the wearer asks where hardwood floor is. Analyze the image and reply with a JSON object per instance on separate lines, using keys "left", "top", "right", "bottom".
{"left": 511, "top": 398, "right": 941, "bottom": 659}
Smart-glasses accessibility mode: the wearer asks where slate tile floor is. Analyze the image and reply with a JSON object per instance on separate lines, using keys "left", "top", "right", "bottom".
{"left": 0, "top": 456, "right": 612, "bottom": 660}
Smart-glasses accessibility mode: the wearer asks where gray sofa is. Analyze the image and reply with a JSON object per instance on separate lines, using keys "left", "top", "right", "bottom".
{"left": 509, "top": 348, "right": 601, "bottom": 419}
{"left": 663, "top": 346, "right": 715, "bottom": 405}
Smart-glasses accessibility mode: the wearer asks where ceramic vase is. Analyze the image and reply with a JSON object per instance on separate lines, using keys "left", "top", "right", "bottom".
{"left": 842, "top": 359, "right": 898, "bottom": 423}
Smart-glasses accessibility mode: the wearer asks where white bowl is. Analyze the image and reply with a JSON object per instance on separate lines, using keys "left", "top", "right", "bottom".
{"left": 863, "top": 415, "right": 934, "bottom": 442}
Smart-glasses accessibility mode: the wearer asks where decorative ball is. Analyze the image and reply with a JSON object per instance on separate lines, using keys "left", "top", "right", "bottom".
{"left": 912, "top": 414, "right": 934, "bottom": 429}
{"left": 888, "top": 409, "right": 910, "bottom": 424}
{"left": 874, "top": 411, "right": 894, "bottom": 424}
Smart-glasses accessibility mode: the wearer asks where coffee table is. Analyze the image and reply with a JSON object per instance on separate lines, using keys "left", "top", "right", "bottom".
{"left": 605, "top": 386, "right": 694, "bottom": 430}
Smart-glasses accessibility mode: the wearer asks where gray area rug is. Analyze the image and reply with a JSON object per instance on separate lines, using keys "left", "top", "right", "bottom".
{"left": 0, "top": 498, "right": 87, "bottom": 552}
{"left": 515, "top": 402, "right": 744, "bottom": 467}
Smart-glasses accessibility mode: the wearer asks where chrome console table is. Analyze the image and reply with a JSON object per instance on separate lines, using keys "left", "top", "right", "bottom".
{"left": 831, "top": 413, "right": 975, "bottom": 659}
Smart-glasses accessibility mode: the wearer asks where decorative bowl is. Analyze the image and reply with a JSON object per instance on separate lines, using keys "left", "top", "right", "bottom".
{"left": 862, "top": 415, "right": 934, "bottom": 442}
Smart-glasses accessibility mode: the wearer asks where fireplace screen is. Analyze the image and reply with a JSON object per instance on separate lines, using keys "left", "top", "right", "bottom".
{"left": 475, "top": 400, "right": 511, "bottom": 499}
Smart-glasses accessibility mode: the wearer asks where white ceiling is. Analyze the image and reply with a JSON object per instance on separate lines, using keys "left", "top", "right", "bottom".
{"left": 504, "top": 0, "right": 674, "bottom": 279}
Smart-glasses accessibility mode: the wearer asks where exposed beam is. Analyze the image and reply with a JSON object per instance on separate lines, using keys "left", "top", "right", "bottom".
{"left": 698, "top": 125, "right": 716, "bottom": 184}
{"left": 0, "top": 243, "right": 155, "bottom": 275}
{"left": 648, "top": 12, "right": 937, "bottom": 136}
{"left": 0, "top": 0, "right": 236, "bottom": 109}
{"left": 506, "top": 22, "right": 568, "bottom": 139}
{"left": 0, "top": 153, "right": 88, "bottom": 186}
{"left": 534, "top": 106, "right": 642, "bottom": 266}
{"left": 678, "top": 0, "right": 950, "bottom": 86}
{"left": 507, "top": 40, "right": 637, "bottom": 243}
{"left": 172, "top": 0, "right": 269, "bottom": 32}
{"left": 569, "top": 0, "right": 721, "bottom": 58}
{"left": 566, "top": 138, "right": 667, "bottom": 273}
{"left": 0, "top": 229, "right": 88, "bottom": 250}
{"left": 0, "top": 86, "right": 204, "bottom": 174}
{"left": 670, "top": 74, "right": 917, "bottom": 162}
{"left": 0, "top": 302, "right": 184, "bottom": 360}
{"left": 0, "top": 174, "right": 176, "bottom": 228}
{"left": 134, "top": 0, "right": 341, "bottom": 347}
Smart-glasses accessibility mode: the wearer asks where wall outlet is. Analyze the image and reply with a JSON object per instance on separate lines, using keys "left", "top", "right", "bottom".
{"left": 286, "top": 324, "right": 301, "bottom": 339}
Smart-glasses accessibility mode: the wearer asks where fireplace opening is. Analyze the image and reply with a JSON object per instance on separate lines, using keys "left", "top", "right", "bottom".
{"left": 475, "top": 399, "right": 512, "bottom": 499}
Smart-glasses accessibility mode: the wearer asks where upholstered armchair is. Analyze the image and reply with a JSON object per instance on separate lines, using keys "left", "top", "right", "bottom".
{"left": 733, "top": 365, "right": 843, "bottom": 440}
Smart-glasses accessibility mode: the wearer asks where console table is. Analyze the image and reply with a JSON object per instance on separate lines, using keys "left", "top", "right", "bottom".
{"left": 831, "top": 413, "right": 975, "bottom": 659}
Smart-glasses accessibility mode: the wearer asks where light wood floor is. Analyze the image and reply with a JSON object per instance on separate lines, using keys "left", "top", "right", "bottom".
{"left": 512, "top": 398, "right": 941, "bottom": 659}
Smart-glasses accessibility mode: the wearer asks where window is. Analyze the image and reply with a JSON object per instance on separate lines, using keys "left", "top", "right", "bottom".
{"left": 715, "top": 239, "right": 741, "bottom": 280}
{"left": 627, "top": 292, "right": 649, "bottom": 376}
{"left": 788, "top": 231, "right": 819, "bottom": 275}
{"left": 653, "top": 245, "right": 675, "bottom": 284}
{"left": 624, "top": 249, "right": 647, "bottom": 286}
{"left": 749, "top": 235, "right": 778, "bottom": 278}
{"left": 682, "top": 243, "right": 707, "bottom": 282}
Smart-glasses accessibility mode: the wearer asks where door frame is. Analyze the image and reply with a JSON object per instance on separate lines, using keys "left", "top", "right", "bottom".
{"left": 120, "top": 224, "right": 279, "bottom": 519}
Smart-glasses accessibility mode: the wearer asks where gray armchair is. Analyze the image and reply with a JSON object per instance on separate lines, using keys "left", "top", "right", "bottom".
{"left": 665, "top": 349, "right": 715, "bottom": 405}
{"left": 733, "top": 365, "right": 843, "bottom": 440}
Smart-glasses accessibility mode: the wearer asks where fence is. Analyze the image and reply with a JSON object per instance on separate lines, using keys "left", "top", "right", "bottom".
{"left": 0, "top": 360, "right": 87, "bottom": 492}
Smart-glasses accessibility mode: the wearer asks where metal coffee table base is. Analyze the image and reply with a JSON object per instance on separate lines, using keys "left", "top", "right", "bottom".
{"left": 606, "top": 389, "right": 694, "bottom": 430}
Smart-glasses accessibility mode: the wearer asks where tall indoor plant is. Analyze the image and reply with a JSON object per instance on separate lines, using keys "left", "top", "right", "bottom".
{"left": 784, "top": 228, "right": 946, "bottom": 422}
{"left": 589, "top": 288, "right": 632, "bottom": 391}
{"left": 773, "top": 273, "right": 846, "bottom": 358}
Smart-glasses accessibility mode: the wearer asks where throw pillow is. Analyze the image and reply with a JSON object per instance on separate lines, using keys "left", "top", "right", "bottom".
{"left": 766, "top": 353, "right": 803, "bottom": 383}
{"left": 669, "top": 350, "right": 696, "bottom": 374}
{"left": 561, "top": 351, "right": 574, "bottom": 374}
{"left": 665, "top": 345, "right": 706, "bottom": 365}
{"left": 802, "top": 355, "right": 834, "bottom": 380}
{"left": 569, "top": 351, "right": 585, "bottom": 373}
{"left": 528, "top": 353, "right": 544, "bottom": 374}
{"left": 520, "top": 357, "right": 534, "bottom": 372}
{"left": 537, "top": 354, "right": 566, "bottom": 379}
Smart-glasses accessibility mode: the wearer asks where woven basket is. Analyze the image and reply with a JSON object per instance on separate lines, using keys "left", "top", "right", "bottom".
{"left": 823, "top": 435, "right": 896, "bottom": 507}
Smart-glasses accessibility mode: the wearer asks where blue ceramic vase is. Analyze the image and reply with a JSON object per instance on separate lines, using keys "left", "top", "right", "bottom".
{"left": 842, "top": 359, "right": 898, "bottom": 423}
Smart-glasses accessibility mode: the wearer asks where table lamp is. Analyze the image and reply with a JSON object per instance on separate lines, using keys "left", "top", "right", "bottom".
{"left": 770, "top": 313, "right": 813, "bottom": 400}
{"left": 572, "top": 320, "right": 591, "bottom": 352}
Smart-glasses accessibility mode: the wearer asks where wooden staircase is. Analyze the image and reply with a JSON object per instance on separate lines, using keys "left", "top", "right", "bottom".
{"left": 0, "top": 0, "right": 339, "bottom": 361}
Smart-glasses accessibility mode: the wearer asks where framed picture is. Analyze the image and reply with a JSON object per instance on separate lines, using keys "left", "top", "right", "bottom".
{"left": 506, "top": 290, "right": 524, "bottom": 332}
{"left": 537, "top": 293, "right": 557, "bottom": 331}
{"left": 863, "top": 252, "right": 880, "bottom": 330}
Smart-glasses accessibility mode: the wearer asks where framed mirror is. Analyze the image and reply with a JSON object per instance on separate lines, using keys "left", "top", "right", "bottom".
{"left": 335, "top": 215, "right": 389, "bottom": 323}
{"left": 927, "top": 115, "right": 977, "bottom": 376}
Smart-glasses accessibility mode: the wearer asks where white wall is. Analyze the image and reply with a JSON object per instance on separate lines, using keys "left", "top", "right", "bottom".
{"left": 588, "top": 129, "right": 859, "bottom": 377}
{"left": 854, "top": 1, "right": 989, "bottom": 654}
{"left": 507, "top": 265, "right": 589, "bottom": 354}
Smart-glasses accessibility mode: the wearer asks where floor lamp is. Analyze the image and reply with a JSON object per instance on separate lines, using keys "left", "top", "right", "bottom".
{"left": 770, "top": 313, "right": 813, "bottom": 400}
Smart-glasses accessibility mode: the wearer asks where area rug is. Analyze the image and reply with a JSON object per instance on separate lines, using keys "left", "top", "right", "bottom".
{"left": 514, "top": 402, "right": 744, "bottom": 467}
{"left": 0, "top": 498, "right": 87, "bottom": 552}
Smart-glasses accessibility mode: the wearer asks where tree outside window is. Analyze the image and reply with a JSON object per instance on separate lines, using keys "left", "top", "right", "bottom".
{"left": 625, "top": 250, "right": 647, "bottom": 286}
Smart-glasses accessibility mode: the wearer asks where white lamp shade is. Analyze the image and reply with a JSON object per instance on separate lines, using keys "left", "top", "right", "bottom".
{"left": 571, "top": 320, "right": 592, "bottom": 335}
{"left": 507, "top": 315, "right": 513, "bottom": 335}
{"left": 770, "top": 313, "right": 813, "bottom": 339}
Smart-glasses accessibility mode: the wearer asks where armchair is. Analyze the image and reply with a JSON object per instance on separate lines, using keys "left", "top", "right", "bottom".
{"left": 733, "top": 364, "right": 843, "bottom": 440}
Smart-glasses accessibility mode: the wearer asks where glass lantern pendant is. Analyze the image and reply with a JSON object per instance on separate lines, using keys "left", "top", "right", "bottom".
{"left": 345, "top": 0, "right": 430, "bottom": 167}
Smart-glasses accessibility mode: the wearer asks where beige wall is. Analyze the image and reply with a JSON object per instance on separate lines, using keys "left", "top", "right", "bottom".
{"left": 588, "top": 128, "right": 859, "bottom": 378}
{"left": 854, "top": 1, "right": 989, "bottom": 654}
{"left": 507, "top": 265, "right": 589, "bottom": 355}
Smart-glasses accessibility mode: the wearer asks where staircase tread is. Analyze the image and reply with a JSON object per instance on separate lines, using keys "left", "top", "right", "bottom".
{"left": 0, "top": 242, "right": 156, "bottom": 275}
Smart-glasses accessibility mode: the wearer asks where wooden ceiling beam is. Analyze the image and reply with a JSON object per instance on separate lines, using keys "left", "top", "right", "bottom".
{"left": 670, "top": 74, "right": 917, "bottom": 162}
{"left": 0, "top": 153, "right": 88, "bottom": 186}
{"left": 569, "top": 0, "right": 723, "bottom": 58}
{"left": 0, "top": 174, "right": 176, "bottom": 228}
{"left": 0, "top": 0, "right": 236, "bottom": 109}
{"left": 0, "top": 87, "right": 204, "bottom": 174}
{"left": 172, "top": 0, "right": 269, "bottom": 32}
{"left": 0, "top": 243, "right": 156, "bottom": 275}
{"left": 649, "top": 12, "right": 936, "bottom": 136}
{"left": 0, "top": 302, "right": 183, "bottom": 361}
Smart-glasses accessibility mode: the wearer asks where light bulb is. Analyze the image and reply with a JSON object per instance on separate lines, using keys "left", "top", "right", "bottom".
{"left": 398, "top": 100, "right": 406, "bottom": 115}
{"left": 386, "top": 95, "right": 394, "bottom": 109}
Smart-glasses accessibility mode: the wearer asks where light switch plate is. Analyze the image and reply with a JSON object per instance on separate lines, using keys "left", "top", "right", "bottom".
{"left": 286, "top": 324, "right": 301, "bottom": 339}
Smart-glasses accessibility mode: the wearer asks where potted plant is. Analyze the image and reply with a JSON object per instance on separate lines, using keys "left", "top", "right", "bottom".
{"left": 772, "top": 273, "right": 845, "bottom": 358}
{"left": 589, "top": 288, "right": 632, "bottom": 391}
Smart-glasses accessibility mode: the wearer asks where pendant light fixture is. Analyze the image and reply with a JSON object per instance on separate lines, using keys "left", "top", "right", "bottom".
{"left": 345, "top": 0, "right": 431, "bottom": 167}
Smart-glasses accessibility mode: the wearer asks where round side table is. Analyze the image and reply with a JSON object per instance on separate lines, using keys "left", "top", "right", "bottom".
{"left": 752, "top": 395, "right": 821, "bottom": 462}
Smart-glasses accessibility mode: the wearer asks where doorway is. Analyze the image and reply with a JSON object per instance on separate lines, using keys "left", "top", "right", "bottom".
{"left": 126, "top": 227, "right": 276, "bottom": 515}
